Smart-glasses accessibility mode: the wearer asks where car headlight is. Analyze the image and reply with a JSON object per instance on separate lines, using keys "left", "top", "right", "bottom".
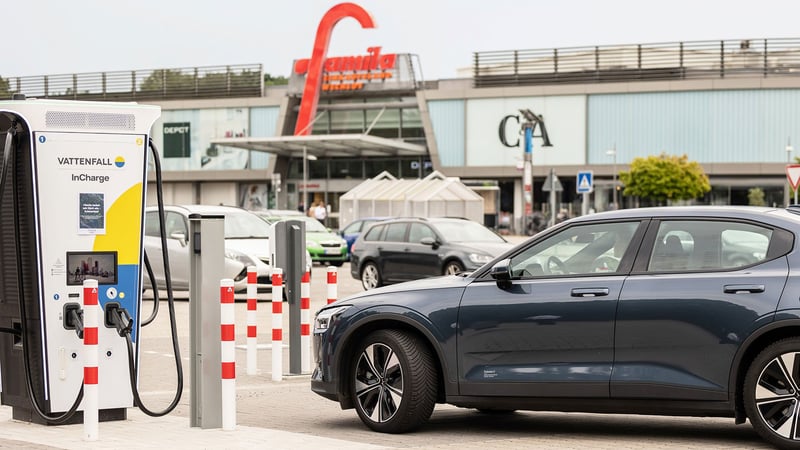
{"left": 468, "top": 253, "right": 493, "bottom": 264}
{"left": 225, "top": 248, "right": 257, "bottom": 266}
{"left": 307, "top": 241, "right": 322, "bottom": 249}
{"left": 314, "top": 305, "right": 351, "bottom": 332}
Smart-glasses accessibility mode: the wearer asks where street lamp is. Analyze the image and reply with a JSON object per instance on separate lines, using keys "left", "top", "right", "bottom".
{"left": 606, "top": 145, "right": 617, "bottom": 210}
{"left": 787, "top": 138, "right": 794, "bottom": 206}
{"left": 302, "top": 146, "right": 317, "bottom": 212}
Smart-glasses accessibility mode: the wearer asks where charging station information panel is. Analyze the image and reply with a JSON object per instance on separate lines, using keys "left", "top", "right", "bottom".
{"left": 37, "top": 131, "right": 149, "bottom": 412}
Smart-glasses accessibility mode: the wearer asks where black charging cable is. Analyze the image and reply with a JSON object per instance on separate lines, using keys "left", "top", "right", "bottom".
{"left": 114, "top": 138, "right": 183, "bottom": 417}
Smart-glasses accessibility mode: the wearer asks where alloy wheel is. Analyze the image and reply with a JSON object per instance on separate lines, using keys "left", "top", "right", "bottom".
{"left": 754, "top": 351, "right": 800, "bottom": 440}
{"left": 354, "top": 342, "right": 404, "bottom": 423}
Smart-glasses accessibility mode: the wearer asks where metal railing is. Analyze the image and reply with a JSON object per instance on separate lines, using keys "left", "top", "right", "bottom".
{"left": 4, "top": 64, "right": 263, "bottom": 101}
{"left": 473, "top": 38, "right": 800, "bottom": 88}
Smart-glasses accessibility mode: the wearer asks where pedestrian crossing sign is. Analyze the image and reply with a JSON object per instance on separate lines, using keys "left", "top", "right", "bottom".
{"left": 577, "top": 170, "right": 593, "bottom": 193}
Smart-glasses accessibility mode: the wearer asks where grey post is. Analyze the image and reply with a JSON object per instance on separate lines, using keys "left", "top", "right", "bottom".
{"left": 189, "top": 214, "right": 225, "bottom": 429}
{"left": 272, "top": 220, "right": 306, "bottom": 374}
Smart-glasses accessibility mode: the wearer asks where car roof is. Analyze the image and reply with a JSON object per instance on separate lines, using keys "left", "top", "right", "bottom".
{"left": 568, "top": 205, "right": 800, "bottom": 227}
{"left": 146, "top": 204, "right": 252, "bottom": 215}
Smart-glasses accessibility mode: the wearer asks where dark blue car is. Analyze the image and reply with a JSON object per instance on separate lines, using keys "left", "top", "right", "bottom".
{"left": 312, "top": 206, "right": 800, "bottom": 448}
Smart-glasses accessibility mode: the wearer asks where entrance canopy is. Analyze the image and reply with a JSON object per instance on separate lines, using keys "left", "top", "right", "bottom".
{"left": 211, "top": 134, "right": 426, "bottom": 158}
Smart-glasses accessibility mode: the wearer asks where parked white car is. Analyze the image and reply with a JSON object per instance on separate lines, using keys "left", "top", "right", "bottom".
{"left": 143, "top": 205, "right": 273, "bottom": 292}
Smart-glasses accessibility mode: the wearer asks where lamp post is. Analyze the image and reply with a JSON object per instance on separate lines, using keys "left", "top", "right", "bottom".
{"left": 606, "top": 145, "right": 617, "bottom": 210}
{"left": 787, "top": 138, "right": 794, "bottom": 206}
{"left": 302, "top": 146, "right": 317, "bottom": 212}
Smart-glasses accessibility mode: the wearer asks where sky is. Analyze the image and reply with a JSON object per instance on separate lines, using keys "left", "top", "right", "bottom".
{"left": 4, "top": 0, "right": 800, "bottom": 81}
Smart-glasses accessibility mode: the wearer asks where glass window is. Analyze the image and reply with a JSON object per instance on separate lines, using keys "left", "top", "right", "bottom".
{"left": 165, "top": 212, "right": 187, "bottom": 236}
{"left": 648, "top": 220, "right": 773, "bottom": 272}
{"left": 408, "top": 223, "right": 436, "bottom": 243}
{"left": 145, "top": 212, "right": 160, "bottom": 237}
{"left": 330, "top": 109, "right": 365, "bottom": 134}
{"left": 509, "top": 221, "right": 640, "bottom": 277}
{"left": 383, "top": 223, "right": 408, "bottom": 242}
{"left": 330, "top": 159, "right": 363, "bottom": 179}
{"left": 365, "top": 159, "right": 399, "bottom": 177}
{"left": 364, "top": 224, "right": 385, "bottom": 241}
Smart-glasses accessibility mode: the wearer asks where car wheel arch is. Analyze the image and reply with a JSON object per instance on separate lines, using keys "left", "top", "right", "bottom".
{"left": 334, "top": 313, "right": 449, "bottom": 409}
{"left": 728, "top": 320, "right": 800, "bottom": 424}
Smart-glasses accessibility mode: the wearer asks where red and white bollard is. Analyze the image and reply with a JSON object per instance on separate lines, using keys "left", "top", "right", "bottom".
{"left": 326, "top": 266, "right": 338, "bottom": 305}
{"left": 220, "top": 279, "right": 236, "bottom": 431}
{"left": 300, "top": 271, "right": 311, "bottom": 374}
{"left": 246, "top": 266, "right": 257, "bottom": 375}
{"left": 271, "top": 268, "right": 283, "bottom": 382}
{"left": 82, "top": 279, "right": 99, "bottom": 441}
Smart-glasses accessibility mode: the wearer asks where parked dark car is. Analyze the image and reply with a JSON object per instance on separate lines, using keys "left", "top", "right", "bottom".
{"left": 349, "top": 217, "right": 514, "bottom": 290}
{"left": 313, "top": 206, "right": 800, "bottom": 448}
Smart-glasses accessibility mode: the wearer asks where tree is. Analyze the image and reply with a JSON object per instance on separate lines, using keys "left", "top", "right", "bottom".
{"left": 748, "top": 187, "right": 766, "bottom": 206}
{"left": 0, "top": 76, "right": 12, "bottom": 99}
{"left": 263, "top": 73, "right": 288, "bottom": 86}
{"left": 618, "top": 153, "right": 710, "bottom": 205}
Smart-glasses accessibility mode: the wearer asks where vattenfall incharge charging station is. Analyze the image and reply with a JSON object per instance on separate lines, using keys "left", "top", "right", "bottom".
{"left": 0, "top": 98, "right": 160, "bottom": 424}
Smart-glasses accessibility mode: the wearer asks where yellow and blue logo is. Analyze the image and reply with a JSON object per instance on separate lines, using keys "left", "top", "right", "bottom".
{"left": 114, "top": 156, "right": 125, "bottom": 168}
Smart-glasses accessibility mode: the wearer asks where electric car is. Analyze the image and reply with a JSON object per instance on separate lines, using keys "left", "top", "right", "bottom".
{"left": 312, "top": 206, "right": 800, "bottom": 449}
{"left": 256, "top": 212, "right": 348, "bottom": 266}
{"left": 143, "top": 205, "right": 273, "bottom": 292}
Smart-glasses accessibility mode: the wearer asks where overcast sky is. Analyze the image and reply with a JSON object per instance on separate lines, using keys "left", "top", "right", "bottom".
{"left": 4, "top": 0, "right": 800, "bottom": 81}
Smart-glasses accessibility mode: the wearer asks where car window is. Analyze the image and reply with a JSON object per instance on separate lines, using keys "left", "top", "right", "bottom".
{"left": 224, "top": 211, "right": 270, "bottom": 238}
{"left": 432, "top": 220, "right": 505, "bottom": 243}
{"left": 165, "top": 212, "right": 187, "bottom": 236}
{"left": 363, "top": 224, "right": 385, "bottom": 241}
{"left": 509, "top": 221, "right": 640, "bottom": 277}
{"left": 648, "top": 220, "right": 773, "bottom": 272}
{"left": 383, "top": 223, "right": 408, "bottom": 242}
{"left": 408, "top": 223, "right": 436, "bottom": 243}
{"left": 342, "top": 221, "right": 361, "bottom": 234}
{"left": 145, "top": 211, "right": 160, "bottom": 237}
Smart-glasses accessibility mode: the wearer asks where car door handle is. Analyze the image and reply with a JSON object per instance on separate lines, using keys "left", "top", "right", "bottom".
{"left": 723, "top": 284, "right": 765, "bottom": 294}
{"left": 571, "top": 288, "right": 610, "bottom": 297}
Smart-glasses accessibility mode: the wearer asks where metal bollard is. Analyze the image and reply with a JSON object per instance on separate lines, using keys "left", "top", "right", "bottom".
{"left": 246, "top": 267, "right": 257, "bottom": 375}
{"left": 83, "top": 279, "right": 99, "bottom": 441}
{"left": 300, "top": 271, "right": 311, "bottom": 374}
{"left": 326, "top": 266, "right": 338, "bottom": 304}
{"left": 271, "top": 268, "right": 283, "bottom": 382}
{"left": 220, "top": 279, "right": 236, "bottom": 431}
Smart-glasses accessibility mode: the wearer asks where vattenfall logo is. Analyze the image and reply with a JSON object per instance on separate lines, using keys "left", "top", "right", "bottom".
{"left": 57, "top": 156, "right": 125, "bottom": 168}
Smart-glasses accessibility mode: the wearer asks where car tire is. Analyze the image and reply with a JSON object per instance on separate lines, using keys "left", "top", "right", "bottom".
{"left": 443, "top": 260, "right": 465, "bottom": 276}
{"left": 361, "top": 262, "right": 382, "bottom": 290}
{"left": 744, "top": 337, "right": 800, "bottom": 449}
{"left": 351, "top": 329, "right": 437, "bottom": 433}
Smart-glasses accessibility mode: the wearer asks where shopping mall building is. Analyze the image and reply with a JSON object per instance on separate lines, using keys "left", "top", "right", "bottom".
{"left": 9, "top": 36, "right": 800, "bottom": 231}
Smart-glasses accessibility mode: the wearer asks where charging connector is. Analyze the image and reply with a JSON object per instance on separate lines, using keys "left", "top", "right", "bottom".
{"left": 104, "top": 302, "right": 132, "bottom": 337}
{"left": 62, "top": 303, "right": 84, "bottom": 339}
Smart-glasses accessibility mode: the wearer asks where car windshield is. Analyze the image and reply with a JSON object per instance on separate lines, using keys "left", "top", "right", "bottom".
{"left": 273, "top": 215, "right": 328, "bottom": 232}
{"left": 433, "top": 220, "right": 505, "bottom": 243}
{"left": 225, "top": 211, "right": 271, "bottom": 239}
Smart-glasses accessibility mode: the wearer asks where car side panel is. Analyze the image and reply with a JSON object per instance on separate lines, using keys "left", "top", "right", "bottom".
{"left": 612, "top": 257, "right": 788, "bottom": 400}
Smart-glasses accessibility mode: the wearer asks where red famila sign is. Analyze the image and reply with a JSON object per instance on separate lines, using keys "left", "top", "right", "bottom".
{"left": 294, "top": 46, "right": 397, "bottom": 92}
{"left": 295, "top": 3, "right": 376, "bottom": 136}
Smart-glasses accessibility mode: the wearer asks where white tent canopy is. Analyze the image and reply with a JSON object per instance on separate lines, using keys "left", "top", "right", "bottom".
{"left": 339, "top": 171, "right": 485, "bottom": 226}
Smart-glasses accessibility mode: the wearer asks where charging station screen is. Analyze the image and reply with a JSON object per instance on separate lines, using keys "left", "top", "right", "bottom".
{"left": 66, "top": 251, "right": 117, "bottom": 286}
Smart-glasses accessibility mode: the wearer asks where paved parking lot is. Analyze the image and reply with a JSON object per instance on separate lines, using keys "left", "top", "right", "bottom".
{"left": 0, "top": 255, "right": 773, "bottom": 448}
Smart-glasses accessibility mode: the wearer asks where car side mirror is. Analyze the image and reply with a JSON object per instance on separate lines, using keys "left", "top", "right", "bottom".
{"left": 490, "top": 259, "right": 513, "bottom": 289}
{"left": 169, "top": 231, "right": 187, "bottom": 247}
{"left": 420, "top": 236, "right": 440, "bottom": 249}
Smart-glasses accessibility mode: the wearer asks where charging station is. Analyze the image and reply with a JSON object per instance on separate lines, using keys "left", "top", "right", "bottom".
{"left": 0, "top": 98, "right": 160, "bottom": 424}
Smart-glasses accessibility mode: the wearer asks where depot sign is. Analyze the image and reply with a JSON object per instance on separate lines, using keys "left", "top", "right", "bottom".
{"left": 294, "top": 46, "right": 397, "bottom": 92}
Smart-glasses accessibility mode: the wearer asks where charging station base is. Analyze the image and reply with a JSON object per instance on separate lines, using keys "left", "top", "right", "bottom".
{"left": 11, "top": 407, "right": 127, "bottom": 426}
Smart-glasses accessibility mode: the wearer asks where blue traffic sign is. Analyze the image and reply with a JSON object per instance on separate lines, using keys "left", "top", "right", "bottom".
{"left": 577, "top": 170, "right": 593, "bottom": 193}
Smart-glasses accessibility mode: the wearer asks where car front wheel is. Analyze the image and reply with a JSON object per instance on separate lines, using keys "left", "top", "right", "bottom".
{"left": 443, "top": 260, "right": 464, "bottom": 276}
{"left": 351, "top": 330, "right": 437, "bottom": 433}
{"left": 744, "top": 337, "right": 800, "bottom": 449}
{"left": 360, "top": 262, "right": 382, "bottom": 290}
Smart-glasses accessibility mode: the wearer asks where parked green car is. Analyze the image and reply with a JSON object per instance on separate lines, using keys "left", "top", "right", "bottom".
{"left": 256, "top": 213, "right": 348, "bottom": 266}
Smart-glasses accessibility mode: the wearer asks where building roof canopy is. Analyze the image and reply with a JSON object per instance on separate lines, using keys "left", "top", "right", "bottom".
{"left": 210, "top": 134, "right": 426, "bottom": 159}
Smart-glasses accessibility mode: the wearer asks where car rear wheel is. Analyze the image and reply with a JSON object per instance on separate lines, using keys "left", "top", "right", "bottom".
{"left": 360, "top": 262, "right": 382, "bottom": 290}
{"left": 351, "top": 330, "right": 437, "bottom": 433}
{"left": 443, "top": 260, "right": 464, "bottom": 276}
{"left": 744, "top": 337, "right": 800, "bottom": 449}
